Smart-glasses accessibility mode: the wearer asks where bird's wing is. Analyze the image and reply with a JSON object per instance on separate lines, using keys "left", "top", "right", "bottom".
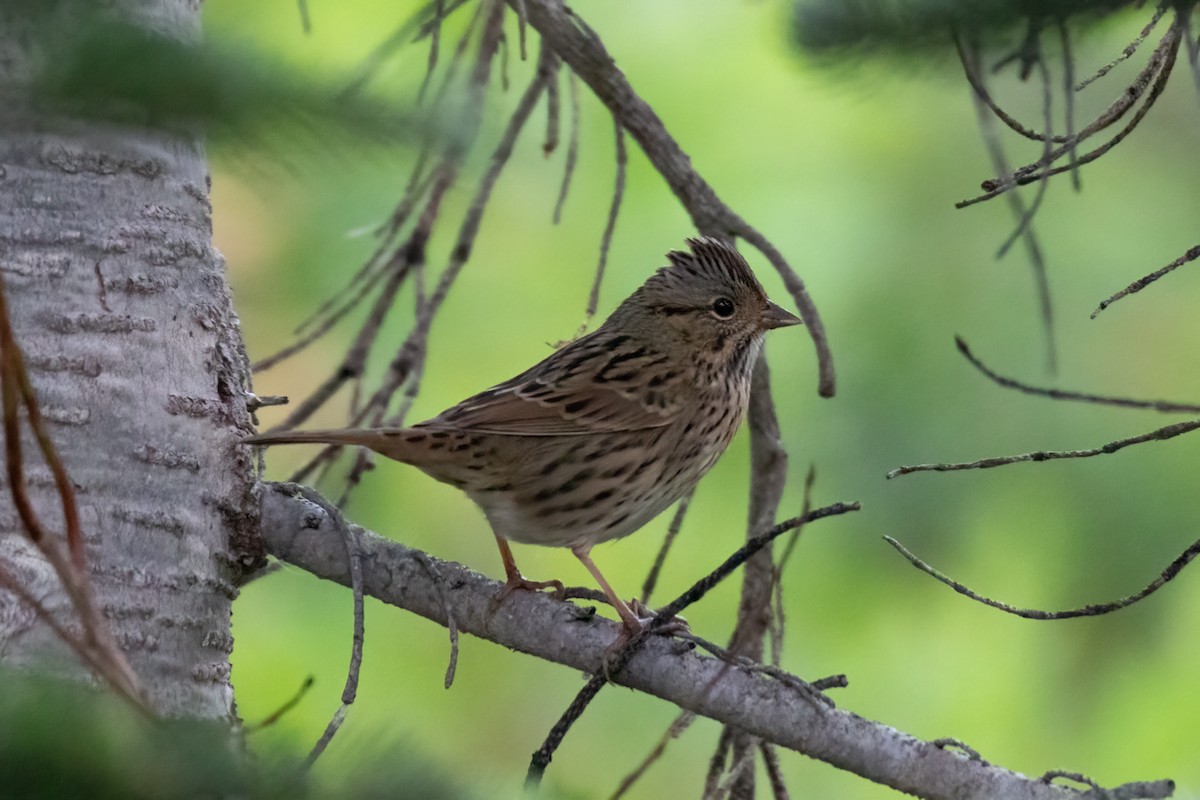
{"left": 420, "top": 332, "right": 689, "bottom": 436}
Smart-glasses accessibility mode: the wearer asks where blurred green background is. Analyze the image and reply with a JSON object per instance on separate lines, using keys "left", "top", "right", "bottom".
{"left": 211, "top": 2, "right": 1200, "bottom": 797}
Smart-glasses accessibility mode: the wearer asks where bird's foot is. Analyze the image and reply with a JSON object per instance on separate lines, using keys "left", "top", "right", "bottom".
{"left": 487, "top": 572, "right": 567, "bottom": 623}
{"left": 598, "top": 600, "right": 689, "bottom": 681}
{"left": 628, "top": 599, "right": 689, "bottom": 637}
{"left": 498, "top": 573, "right": 567, "bottom": 601}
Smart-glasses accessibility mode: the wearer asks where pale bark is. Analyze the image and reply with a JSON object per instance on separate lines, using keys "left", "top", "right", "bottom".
{"left": 0, "top": 0, "right": 256, "bottom": 718}
{"left": 260, "top": 482, "right": 1172, "bottom": 800}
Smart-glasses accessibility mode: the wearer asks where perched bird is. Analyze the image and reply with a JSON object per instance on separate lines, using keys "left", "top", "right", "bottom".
{"left": 246, "top": 237, "right": 801, "bottom": 638}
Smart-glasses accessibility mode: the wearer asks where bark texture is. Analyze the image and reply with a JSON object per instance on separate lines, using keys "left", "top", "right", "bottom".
{"left": 0, "top": 0, "right": 257, "bottom": 718}
{"left": 260, "top": 482, "right": 1171, "bottom": 800}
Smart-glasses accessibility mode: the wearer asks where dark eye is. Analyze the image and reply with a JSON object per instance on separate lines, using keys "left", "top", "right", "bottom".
{"left": 711, "top": 297, "right": 735, "bottom": 318}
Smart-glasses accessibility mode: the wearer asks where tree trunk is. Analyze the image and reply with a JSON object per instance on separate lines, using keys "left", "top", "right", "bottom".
{"left": 0, "top": 0, "right": 257, "bottom": 718}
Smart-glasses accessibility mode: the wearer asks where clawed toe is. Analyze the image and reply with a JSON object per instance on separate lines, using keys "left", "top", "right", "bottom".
{"left": 496, "top": 574, "right": 566, "bottom": 602}
{"left": 488, "top": 573, "right": 567, "bottom": 622}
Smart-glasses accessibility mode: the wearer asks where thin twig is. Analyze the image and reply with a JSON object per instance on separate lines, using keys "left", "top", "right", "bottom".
{"left": 1076, "top": 5, "right": 1167, "bottom": 90}
{"left": 640, "top": 490, "right": 691, "bottom": 604}
{"left": 340, "top": 0, "right": 472, "bottom": 100}
{"left": 296, "top": 0, "right": 311, "bottom": 34}
{"left": 252, "top": 259, "right": 395, "bottom": 373}
{"left": 760, "top": 741, "right": 791, "bottom": 800}
{"left": 1092, "top": 243, "right": 1200, "bottom": 317}
{"left": 770, "top": 465, "right": 816, "bottom": 667}
{"left": 703, "top": 728, "right": 733, "bottom": 798}
{"left": 543, "top": 54, "right": 561, "bottom": 154}
{"left": 551, "top": 70, "right": 580, "bottom": 224}
{"left": 525, "top": 672, "right": 607, "bottom": 787}
{"left": 609, "top": 710, "right": 697, "bottom": 800}
{"left": 960, "top": 34, "right": 1056, "bottom": 372}
{"left": 1058, "top": 19, "right": 1081, "bottom": 191}
{"left": 658, "top": 502, "right": 861, "bottom": 623}
{"left": 887, "top": 418, "right": 1200, "bottom": 478}
{"left": 957, "top": 21, "right": 1181, "bottom": 209}
{"left": 413, "top": 551, "right": 460, "bottom": 689}
{"left": 575, "top": 116, "right": 625, "bottom": 335}
{"left": 994, "top": 51, "right": 1055, "bottom": 260}
{"left": 514, "top": 0, "right": 528, "bottom": 61}
{"left": 353, "top": 37, "right": 554, "bottom": 424}
{"left": 276, "top": 251, "right": 418, "bottom": 437}
{"left": 305, "top": 490, "right": 365, "bottom": 765}
{"left": 417, "top": 0, "right": 445, "bottom": 103}
{"left": 884, "top": 534, "right": 1200, "bottom": 619}
{"left": 247, "top": 676, "right": 315, "bottom": 732}
{"left": 954, "top": 335, "right": 1200, "bottom": 414}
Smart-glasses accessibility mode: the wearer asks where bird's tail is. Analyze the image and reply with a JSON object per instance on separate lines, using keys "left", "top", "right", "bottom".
{"left": 243, "top": 428, "right": 393, "bottom": 450}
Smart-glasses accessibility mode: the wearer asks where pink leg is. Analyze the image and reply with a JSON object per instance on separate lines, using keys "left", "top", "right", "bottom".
{"left": 571, "top": 543, "right": 644, "bottom": 635}
{"left": 493, "top": 534, "right": 565, "bottom": 600}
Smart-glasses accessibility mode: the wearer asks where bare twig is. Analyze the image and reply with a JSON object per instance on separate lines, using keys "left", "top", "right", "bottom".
{"left": 1091, "top": 243, "right": 1200, "bottom": 317}
{"left": 416, "top": 0, "right": 445, "bottom": 103}
{"left": 887, "top": 418, "right": 1200, "bottom": 478}
{"left": 296, "top": 0, "right": 311, "bottom": 35}
{"left": 575, "top": 115, "right": 625, "bottom": 335}
{"left": 760, "top": 741, "right": 791, "bottom": 800}
{"left": 960, "top": 33, "right": 1056, "bottom": 372}
{"left": 247, "top": 676, "right": 315, "bottom": 732}
{"left": 704, "top": 728, "right": 734, "bottom": 798}
{"left": 252, "top": 259, "right": 396, "bottom": 373}
{"left": 958, "top": 20, "right": 1181, "bottom": 209}
{"left": 954, "top": 336, "right": 1200, "bottom": 414}
{"left": 1076, "top": 5, "right": 1167, "bottom": 90}
{"left": 514, "top": 0, "right": 528, "bottom": 61}
{"left": 640, "top": 490, "right": 691, "bottom": 605}
{"left": 609, "top": 710, "right": 697, "bottom": 800}
{"left": 340, "top": 0, "right": 473, "bottom": 101}
{"left": 770, "top": 465, "right": 816, "bottom": 667}
{"left": 884, "top": 534, "right": 1200, "bottom": 618}
{"left": 526, "top": 671, "right": 607, "bottom": 787}
{"left": 658, "top": 502, "right": 861, "bottom": 623}
{"left": 551, "top": 70, "right": 580, "bottom": 224}
{"left": 303, "top": 488, "right": 365, "bottom": 766}
{"left": 413, "top": 550, "right": 460, "bottom": 689}
{"left": 1058, "top": 19, "right": 1080, "bottom": 191}
{"left": 994, "top": 51, "right": 1055, "bottom": 261}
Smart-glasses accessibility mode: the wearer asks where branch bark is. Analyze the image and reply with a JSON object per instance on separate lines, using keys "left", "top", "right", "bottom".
{"left": 260, "top": 481, "right": 1171, "bottom": 800}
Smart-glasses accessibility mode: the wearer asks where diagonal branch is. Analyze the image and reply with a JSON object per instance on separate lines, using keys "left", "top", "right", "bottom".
{"left": 514, "top": 0, "right": 836, "bottom": 398}
{"left": 259, "top": 481, "right": 1172, "bottom": 800}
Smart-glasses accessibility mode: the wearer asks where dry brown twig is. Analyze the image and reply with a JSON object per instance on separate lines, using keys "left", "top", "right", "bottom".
{"left": 0, "top": 275, "right": 147, "bottom": 713}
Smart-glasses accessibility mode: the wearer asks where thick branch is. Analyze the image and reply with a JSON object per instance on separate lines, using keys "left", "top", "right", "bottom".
{"left": 258, "top": 481, "right": 1170, "bottom": 800}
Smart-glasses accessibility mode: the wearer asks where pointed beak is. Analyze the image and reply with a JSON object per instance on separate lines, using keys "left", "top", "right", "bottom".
{"left": 760, "top": 301, "right": 803, "bottom": 330}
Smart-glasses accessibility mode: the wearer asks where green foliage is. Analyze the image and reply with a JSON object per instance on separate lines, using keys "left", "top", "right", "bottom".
{"left": 792, "top": 0, "right": 1139, "bottom": 53}
{"left": 0, "top": 670, "right": 469, "bottom": 799}
{"left": 28, "top": 14, "right": 420, "bottom": 151}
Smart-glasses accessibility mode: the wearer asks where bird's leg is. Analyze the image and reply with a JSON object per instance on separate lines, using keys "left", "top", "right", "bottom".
{"left": 570, "top": 543, "right": 645, "bottom": 636}
{"left": 492, "top": 534, "right": 565, "bottom": 601}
